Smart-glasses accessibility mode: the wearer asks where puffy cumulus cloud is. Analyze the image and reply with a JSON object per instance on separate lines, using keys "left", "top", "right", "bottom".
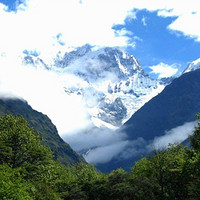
{"left": 151, "top": 121, "right": 197, "bottom": 150}
{"left": 0, "top": 55, "right": 90, "bottom": 134}
{"left": 156, "top": 1, "right": 200, "bottom": 41}
{"left": 149, "top": 62, "right": 179, "bottom": 78}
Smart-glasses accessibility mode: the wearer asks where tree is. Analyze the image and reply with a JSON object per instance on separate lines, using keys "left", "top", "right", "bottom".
{"left": 186, "top": 113, "right": 200, "bottom": 199}
{"left": 131, "top": 144, "right": 189, "bottom": 199}
{"left": 190, "top": 113, "right": 200, "bottom": 151}
{"left": 0, "top": 115, "right": 61, "bottom": 199}
{"left": 0, "top": 115, "right": 53, "bottom": 171}
{"left": 0, "top": 164, "right": 33, "bottom": 200}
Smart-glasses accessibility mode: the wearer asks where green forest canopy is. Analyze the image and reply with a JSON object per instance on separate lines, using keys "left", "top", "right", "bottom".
{"left": 0, "top": 114, "right": 200, "bottom": 200}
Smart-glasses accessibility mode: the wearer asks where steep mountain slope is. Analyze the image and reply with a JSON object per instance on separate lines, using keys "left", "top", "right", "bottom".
{"left": 123, "top": 68, "right": 200, "bottom": 141}
{"left": 0, "top": 98, "right": 85, "bottom": 165}
{"left": 96, "top": 68, "right": 200, "bottom": 172}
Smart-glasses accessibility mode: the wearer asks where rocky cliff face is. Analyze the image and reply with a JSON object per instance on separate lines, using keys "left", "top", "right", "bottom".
{"left": 51, "top": 45, "right": 166, "bottom": 128}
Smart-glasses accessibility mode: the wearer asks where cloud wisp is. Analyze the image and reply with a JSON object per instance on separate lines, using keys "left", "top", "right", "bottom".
{"left": 149, "top": 62, "right": 179, "bottom": 78}
{"left": 150, "top": 121, "right": 197, "bottom": 150}
{"left": 85, "top": 140, "right": 129, "bottom": 164}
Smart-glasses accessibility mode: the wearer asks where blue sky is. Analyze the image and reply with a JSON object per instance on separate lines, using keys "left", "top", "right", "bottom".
{"left": 115, "top": 9, "right": 200, "bottom": 76}
{"left": 0, "top": 0, "right": 23, "bottom": 11}
{"left": 121, "top": 6, "right": 200, "bottom": 78}
{"left": 0, "top": 0, "right": 200, "bottom": 78}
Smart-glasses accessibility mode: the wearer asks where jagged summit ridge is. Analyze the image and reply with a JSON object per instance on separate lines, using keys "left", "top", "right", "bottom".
{"left": 183, "top": 57, "right": 200, "bottom": 74}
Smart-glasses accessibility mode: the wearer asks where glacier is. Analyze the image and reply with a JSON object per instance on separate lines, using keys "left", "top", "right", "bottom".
{"left": 50, "top": 45, "right": 166, "bottom": 129}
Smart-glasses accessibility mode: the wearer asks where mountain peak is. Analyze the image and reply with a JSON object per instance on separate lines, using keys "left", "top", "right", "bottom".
{"left": 21, "top": 45, "right": 166, "bottom": 130}
{"left": 56, "top": 46, "right": 166, "bottom": 127}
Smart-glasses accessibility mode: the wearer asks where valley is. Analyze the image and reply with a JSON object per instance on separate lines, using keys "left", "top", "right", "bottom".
{"left": 4, "top": 45, "right": 200, "bottom": 172}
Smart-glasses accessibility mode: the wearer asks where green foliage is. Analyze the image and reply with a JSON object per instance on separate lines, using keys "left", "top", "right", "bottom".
{"left": 129, "top": 113, "right": 200, "bottom": 200}
{"left": 190, "top": 113, "right": 200, "bottom": 151}
{"left": 0, "top": 115, "right": 53, "bottom": 169}
{"left": 131, "top": 144, "right": 190, "bottom": 199}
{"left": 0, "top": 115, "right": 60, "bottom": 199}
{"left": 1, "top": 114, "right": 200, "bottom": 200}
{"left": 0, "top": 164, "right": 33, "bottom": 200}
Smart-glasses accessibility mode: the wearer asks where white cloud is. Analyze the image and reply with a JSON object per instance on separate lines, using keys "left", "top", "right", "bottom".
{"left": 83, "top": 119, "right": 197, "bottom": 164}
{"left": 0, "top": 55, "right": 90, "bottom": 134}
{"left": 168, "top": 12, "right": 200, "bottom": 41}
{"left": 62, "top": 126, "right": 130, "bottom": 164}
{"left": 115, "top": 28, "right": 133, "bottom": 37}
{"left": 0, "top": 0, "right": 136, "bottom": 62}
{"left": 149, "top": 62, "right": 179, "bottom": 78}
{"left": 0, "top": 0, "right": 199, "bottom": 62}
{"left": 151, "top": 121, "right": 197, "bottom": 150}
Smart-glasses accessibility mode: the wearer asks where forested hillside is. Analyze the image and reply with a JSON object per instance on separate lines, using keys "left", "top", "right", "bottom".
{"left": 0, "top": 114, "right": 200, "bottom": 199}
{"left": 0, "top": 98, "right": 85, "bottom": 166}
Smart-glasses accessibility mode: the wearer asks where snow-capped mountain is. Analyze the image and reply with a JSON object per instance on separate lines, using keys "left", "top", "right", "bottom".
{"left": 183, "top": 58, "right": 200, "bottom": 74}
{"left": 22, "top": 45, "right": 166, "bottom": 129}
